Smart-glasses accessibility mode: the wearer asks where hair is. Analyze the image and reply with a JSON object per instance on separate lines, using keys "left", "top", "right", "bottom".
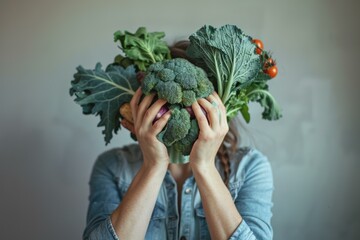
{"left": 169, "top": 40, "right": 241, "bottom": 186}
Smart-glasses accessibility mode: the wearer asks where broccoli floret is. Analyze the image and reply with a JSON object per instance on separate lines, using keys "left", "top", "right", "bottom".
{"left": 162, "top": 107, "right": 191, "bottom": 146}
{"left": 182, "top": 90, "right": 196, "bottom": 107}
{"left": 157, "top": 68, "right": 175, "bottom": 81}
{"left": 142, "top": 74, "right": 158, "bottom": 94}
{"left": 174, "top": 119, "right": 199, "bottom": 155}
{"left": 156, "top": 81, "right": 182, "bottom": 104}
{"left": 147, "top": 62, "right": 164, "bottom": 72}
{"left": 196, "top": 74, "right": 214, "bottom": 98}
{"left": 174, "top": 73, "right": 197, "bottom": 90}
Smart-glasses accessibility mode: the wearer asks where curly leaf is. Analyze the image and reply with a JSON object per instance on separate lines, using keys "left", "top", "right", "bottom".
{"left": 69, "top": 63, "right": 139, "bottom": 144}
{"left": 248, "top": 89, "right": 282, "bottom": 120}
{"left": 114, "top": 27, "right": 170, "bottom": 71}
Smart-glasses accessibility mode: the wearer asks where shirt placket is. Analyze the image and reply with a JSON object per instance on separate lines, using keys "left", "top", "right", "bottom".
{"left": 179, "top": 178, "right": 194, "bottom": 240}
{"left": 165, "top": 172, "right": 179, "bottom": 240}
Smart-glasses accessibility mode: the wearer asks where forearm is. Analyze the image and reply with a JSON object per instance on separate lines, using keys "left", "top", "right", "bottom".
{"left": 110, "top": 163, "right": 167, "bottom": 240}
{"left": 192, "top": 164, "right": 242, "bottom": 240}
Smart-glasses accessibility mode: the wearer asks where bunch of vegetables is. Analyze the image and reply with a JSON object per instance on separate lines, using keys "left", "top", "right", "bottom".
{"left": 69, "top": 25, "right": 282, "bottom": 164}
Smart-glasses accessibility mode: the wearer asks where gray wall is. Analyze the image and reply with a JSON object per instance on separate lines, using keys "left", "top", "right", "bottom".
{"left": 1, "top": 0, "right": 359, "bottom": 239}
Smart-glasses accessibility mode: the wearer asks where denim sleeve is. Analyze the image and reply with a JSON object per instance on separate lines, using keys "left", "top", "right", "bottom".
{"left": 229, "top": 150, "right": 274, "bottom": 240}
{"left": 83, "top": 151, "right": 121, "bottom": 240}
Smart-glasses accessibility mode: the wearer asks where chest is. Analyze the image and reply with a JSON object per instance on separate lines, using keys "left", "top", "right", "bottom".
{"left": 144, "top": 178, "right": 214, "bottom": 240}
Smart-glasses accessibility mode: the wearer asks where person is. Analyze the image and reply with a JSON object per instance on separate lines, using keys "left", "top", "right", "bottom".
{"left": 82, "top": 42, "right": 274, "bottom": 240}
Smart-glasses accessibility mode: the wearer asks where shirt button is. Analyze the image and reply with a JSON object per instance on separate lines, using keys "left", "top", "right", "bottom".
{"left": 180, "top": 236, "right": 186, "bottom": 240}
{"left": 184, "top": 188, "right": 192, "bottom": 194}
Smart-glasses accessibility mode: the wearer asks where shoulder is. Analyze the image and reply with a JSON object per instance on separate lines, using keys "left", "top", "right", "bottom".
{"left": 91, "top": 144, "right": 143, "bottom": 183}
{"left": 227, "top": 147, "right": 273, "bottom": 189}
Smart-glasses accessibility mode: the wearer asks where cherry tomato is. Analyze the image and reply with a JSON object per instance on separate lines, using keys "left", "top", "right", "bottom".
{"left": 264, "top": 65, "right": 278, "bottom": 78}
{"left": 255, "top": 47, "right": 262, "bottom": 54}
{"left": 253, "top": 39, "right": 264, "bottom": 54}
{"left": 264, "top": 58, "right": 275, "bottom": 68}
{"left": 253, "top": 39, "right": 264, "bottom": 49}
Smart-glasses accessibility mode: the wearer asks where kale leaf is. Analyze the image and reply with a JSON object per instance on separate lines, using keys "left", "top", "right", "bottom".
{"left": 70, "top": 63, "right": 140, "bottom": 144}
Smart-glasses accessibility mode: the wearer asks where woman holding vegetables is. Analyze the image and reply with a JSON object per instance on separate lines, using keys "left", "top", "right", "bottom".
{"left": 80, "top": 25, "right": 279, "bottom": 240}
{"left": 83, "top": 58, "right": 274, "bottom": 240}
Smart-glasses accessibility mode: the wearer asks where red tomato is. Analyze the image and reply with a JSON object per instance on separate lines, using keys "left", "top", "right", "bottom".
{"left": 253, "top": 39, "right": 264, "bottom": 55}
{"left": 253, "top": 39, "right": 264, "bottom": 49}
{"left": 264, "top": 65, "right": 278, "bottom": 78}
{"left": 255, "top": 47, "right": 262, "bottom": 54}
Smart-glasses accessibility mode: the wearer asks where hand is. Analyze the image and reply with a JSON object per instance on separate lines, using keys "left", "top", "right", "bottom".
{"left": 189, "top": 92, "right": 229, "bottom": 169}
{"left": 129, "top": 88, "right": 171, "bottom": 169}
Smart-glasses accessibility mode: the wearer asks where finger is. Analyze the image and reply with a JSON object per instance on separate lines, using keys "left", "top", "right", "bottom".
{"left": 206, "top": 94, "right": 217, "bottom": 106}
{"left": 142, "top": 98, "right": 168, "bottom": 126}
{"left": 212, "top": 91, "right": 221, "bottom": 102}
{"left": 208, "top": 92, "right": 227, "bottom": 126}
{"left": 151, "top": 111, "right": 171, "bottom": 135}
{"left": 192, "top": 100, "right": 211, "bottom": 132}
{"left": 198, "top": 98, "right": 219, "bottom": 129}
{"left": 136, "top": 93, "right": 156, "bottom": 125}
{"left": 130, "top": 88, "right": 142, "bottom": 122}
{"left": 209, "top": 91, "right": 226, "bottom": 111}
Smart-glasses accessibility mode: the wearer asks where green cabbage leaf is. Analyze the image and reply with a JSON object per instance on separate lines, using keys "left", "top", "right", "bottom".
{"left": 187, "top": 24, "right": 281, "bottom": 122}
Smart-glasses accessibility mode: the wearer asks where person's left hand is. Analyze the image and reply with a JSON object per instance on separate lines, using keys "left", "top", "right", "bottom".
{"left": 189, "top": 92, "right": 229, "bottom": 169}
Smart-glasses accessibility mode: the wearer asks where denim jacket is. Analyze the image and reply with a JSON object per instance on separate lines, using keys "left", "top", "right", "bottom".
{"left": 83, "top": 144, "right": 274, "bottom": 240}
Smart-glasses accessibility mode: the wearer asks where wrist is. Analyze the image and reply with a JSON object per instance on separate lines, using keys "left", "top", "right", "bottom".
{"left": 142, "top": 160, "right": 168, "bottom": 175}
{"left": 190, "top": 161, "right": 217, "bottom": 176}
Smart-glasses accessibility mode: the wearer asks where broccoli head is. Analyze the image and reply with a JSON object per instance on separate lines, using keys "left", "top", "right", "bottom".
{"left": 142, "top": 58, "right": 214, "bottom": 106}
{"left": 142, "top": 58, "right": 214, "bottom": 164}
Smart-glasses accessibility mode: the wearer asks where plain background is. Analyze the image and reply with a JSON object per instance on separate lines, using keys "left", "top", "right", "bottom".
{"left": 1, "top": 0, "right": 359, "bottom": 239}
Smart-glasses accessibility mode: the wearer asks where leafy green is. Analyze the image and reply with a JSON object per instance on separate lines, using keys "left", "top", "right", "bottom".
{"left": 69, "top": 63, "right": 140, "bottom": 144}
{"left": 69, "top": 24, "right": 282, "bottom": 154}
{"left": 114, "top": 27, "right": 171, "bottom": 71}
{"left": 225, "top": 90, "right": 249, "bottom": 121}
{"left": 187, "top": 24, "right": 281, "bottom": 122}
{"left": 246, "top": 81, "right": 282, "bottom": 120}
{"left": 187, "top": 25, "right": 260, "bottom": 101}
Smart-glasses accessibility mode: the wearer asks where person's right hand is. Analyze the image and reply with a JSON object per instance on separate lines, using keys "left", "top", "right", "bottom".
{"left": 129, "top": 88, "right": 171, "bottom": 169}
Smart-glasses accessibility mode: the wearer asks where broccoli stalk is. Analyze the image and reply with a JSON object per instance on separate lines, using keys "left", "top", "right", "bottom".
{"left": 167, "top": 146, "right": 190, "bottom": 164}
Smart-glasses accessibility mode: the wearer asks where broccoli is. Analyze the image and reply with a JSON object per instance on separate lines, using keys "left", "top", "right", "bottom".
{"left": 162, "top": 107, "right": 191, "bottom": 146}
{"left": 142, "top": 58, "right": 214, "bottom": 106}
{"left": 175, "top": 119, "right": 199, "bottom": 155}
{"left": 142, "top": 58, "right": 214, "bottom": 163}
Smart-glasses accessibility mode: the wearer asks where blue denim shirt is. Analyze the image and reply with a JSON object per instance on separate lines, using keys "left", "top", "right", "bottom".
{"left": 83, "top": 144, "right": 274, "bottom": 240}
